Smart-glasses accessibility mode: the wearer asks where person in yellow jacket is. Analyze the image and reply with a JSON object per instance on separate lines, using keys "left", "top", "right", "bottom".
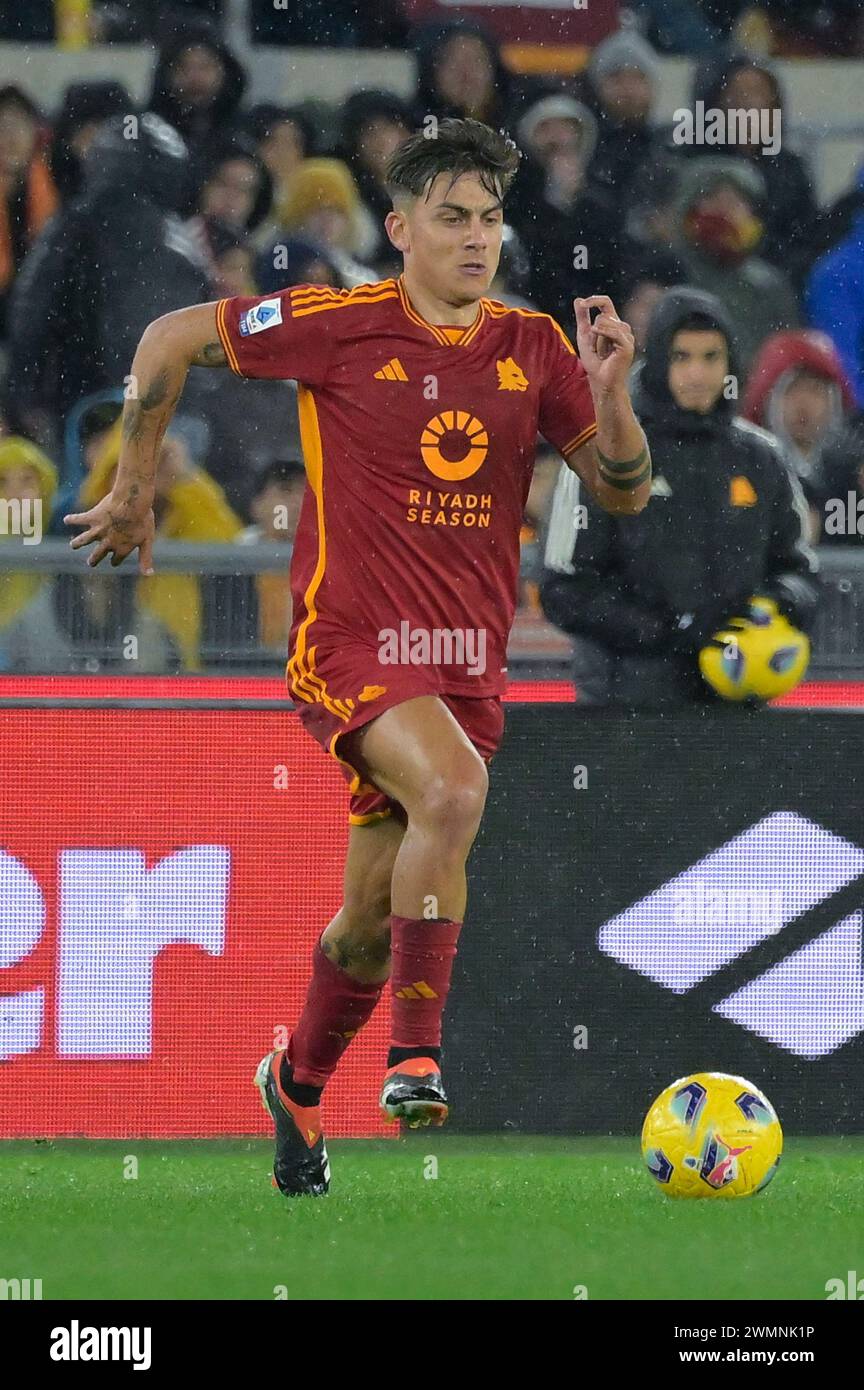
{"left": 79, "top": 419, "right": 243, "bottom": 669}
{"left": 0, "top": 435, "right": 74, "bottom": 670}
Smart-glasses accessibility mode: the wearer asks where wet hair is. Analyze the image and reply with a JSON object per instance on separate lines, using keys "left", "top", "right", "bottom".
{"left": 384, "top": 116, "right": 520, "bottom": 205}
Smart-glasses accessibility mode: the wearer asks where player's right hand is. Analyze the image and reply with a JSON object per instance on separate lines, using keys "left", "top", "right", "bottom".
{"left": 64, "top": 492, "right": 156, "bottom": 574}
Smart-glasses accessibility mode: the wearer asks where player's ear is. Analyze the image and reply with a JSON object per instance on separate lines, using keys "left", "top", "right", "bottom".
{"left": 385, "top": 208, "right": 409, "bottom": 255}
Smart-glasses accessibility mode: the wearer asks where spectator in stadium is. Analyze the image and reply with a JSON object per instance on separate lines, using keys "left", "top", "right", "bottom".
{"left": 237, "top": 457, "right": 305, "bottom": 547}
{"left": 673, "top": 157, "right": 799, "bottom": 373}
{"left": 265, "top": 158, "right": 378, "bottom": 286}
{"left": 336, "top": 91, "right": 413, "bottom": 268}
{"left": 687, "top": 50, "right": 818, "bottom": 286}
{"left": 255, "top": 235, "right": 339, "bottom": 297}
{"left": 511, "top": 95, "right": 620, "bottom": 328}
{"left": 198, "top": 216, "right": 256, "bottom": 298}
{"left": 49, "top": 80, "right": 132, "bottom": 203}
{"left": 412, "top": 20, "right": 518, "bottom": 132}
{"left": 743, "top": 329, "right": 864, "bottom": 540}
{"left": 0, "top": 435, "right": 72, "bottom": 672}
{"left": 236, "top": 457, "right": 306, "bottom": 652}
{"left": 585, "top": 27, "right": 668, "bottom": 217}
{"left": 147, "top": 23, "right": 246, "bottom": 156}
{"left": 6, "top": 112, "right": 209, "bottom": 450}
{"left": 618, "top": 244, "right": 684, "bottom": 360}
{"left": 192, "top": 135, "right": 272, "bottom": 236}
{"left": 540, "top": 287, "right": 819, "bottom": 707}
{"left": 807, "top": 163, "right": 864, "bottom": 410}
{"left": 246, "top": 103, "right": 315, "bottom": 219}
{"left": 78, "top": 421, "right": 243, "bottom": 670}
{"left": 0, "top": 86, "right": 58, "bottom": 340}
{"left": 621, "top": 153, "right": 681, "bottom": 259}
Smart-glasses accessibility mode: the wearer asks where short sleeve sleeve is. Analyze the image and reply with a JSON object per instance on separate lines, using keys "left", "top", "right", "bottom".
{"left": 215, "top": 287, "right": 336, "bottom": 386}
{"left": 537, "top": 319, "right": 597, "bottom": 458}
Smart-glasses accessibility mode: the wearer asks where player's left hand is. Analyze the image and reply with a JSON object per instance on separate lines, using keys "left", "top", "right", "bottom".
{"left": 574, "top": 295, "right": 635, "bottom": 393}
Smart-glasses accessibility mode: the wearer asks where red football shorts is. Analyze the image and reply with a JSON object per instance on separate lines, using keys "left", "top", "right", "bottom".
{"left": 287, "top": 639, "right": 505, "bottom": 825}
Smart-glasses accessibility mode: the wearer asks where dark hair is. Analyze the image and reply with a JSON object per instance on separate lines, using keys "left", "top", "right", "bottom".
{"left": 81, "top": 401, "right": 123, "bottom": 445}
{"left": 245, "top": 102, "right": 316, "bottom": 157}
{"left": 196, "top": 134, "right": 273, "bottom": 231}
{"left": 384, "top": 116, "right": 520, "bottom": 204}
{"left": 202, "top": 214, "right": 248, "bottom": 260}
{"left": 256, "top": 458, "right": 306, "bottom": 490}
{"left": 675, "top": 311, "right": 727, "bottom": 336}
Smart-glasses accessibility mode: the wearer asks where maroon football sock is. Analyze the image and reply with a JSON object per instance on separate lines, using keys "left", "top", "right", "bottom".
{"left": 389, "top": 914, "right": 462, "bottom": 1048}
{"left": 287, "top": 939, "right": 385, "bottom": 1088}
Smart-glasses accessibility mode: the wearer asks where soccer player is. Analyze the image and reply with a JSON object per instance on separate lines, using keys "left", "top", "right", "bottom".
{"left": 66, "top": 119, "right": 651, "bottom": 1196}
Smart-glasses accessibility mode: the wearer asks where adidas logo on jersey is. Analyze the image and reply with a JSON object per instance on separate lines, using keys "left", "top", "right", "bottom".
{"left": 374, "top": 358, "right": 409, "bottom": 382}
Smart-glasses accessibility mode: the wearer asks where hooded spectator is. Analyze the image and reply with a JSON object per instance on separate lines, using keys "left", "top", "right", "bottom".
{"left": 6, "top": 112, "right": 209, "bottom": 446}
{"left": 540, "top": 287, "right": 819, "bottom": 707}
{"left": 191, "top": 134, "right": 273, "bottom": 238}
{"left": 688, "top": 49, "right": 818, "bottom": 286}
{"left": 586, "top": 27, "right": 667, "bottom": 212}
{"left": 0, "top": 86, "right": 58, "bottom": 338}
{"left": 511, "top": 94, "right": 619, "bottom": 328}
{"left": 413, "top": 20, "right": 516, "bottom": 132}
{"left": 0, "top": 435, "right": 72, "bottom": 671}
{"left": 743, "top": 330, "right": 864, "bottom": 538}
{"left": 673, "top": 157, "right": 799, "bottom": 373}
{"left": 78, "top": 420, "right": 243, "bottom": 670}
{"left": 807, "top": 162, "right": 864, "bottom": 410}
{"left": 49, "top": 80, "right": 132, "bottom": 202}
{"left": 336, "top": 90, "right": 412, "bottom": 264}
{"left": 147, "top": 24, "right": 246, "bottom": 155}
{"left": 246, "top": 103, "right": 315, "bottom": 220}
{"left": 270, "top": 158, "right": 378, "bottom": 282}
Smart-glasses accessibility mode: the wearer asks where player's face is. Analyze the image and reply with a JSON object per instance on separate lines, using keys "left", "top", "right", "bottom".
{"left": 391, "top": 171, "right": 505, "bottom": 305}
{"left": 668, "top": 330, "right": 729, "bottom": 414}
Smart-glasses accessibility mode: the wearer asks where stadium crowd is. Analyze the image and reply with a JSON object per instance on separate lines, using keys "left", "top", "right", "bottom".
{"left": 0, "top": 2, "right": 862, "bottom": 678}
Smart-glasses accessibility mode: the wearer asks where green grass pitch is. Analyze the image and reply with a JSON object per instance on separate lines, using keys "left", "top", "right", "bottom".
{"left": 1, "top": 1136, "right": 862, "bottom": 1300}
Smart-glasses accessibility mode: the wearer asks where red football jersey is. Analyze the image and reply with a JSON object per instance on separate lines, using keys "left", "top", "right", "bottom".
{"left": 216, "top": 276, "right": 596, "bottom": 698}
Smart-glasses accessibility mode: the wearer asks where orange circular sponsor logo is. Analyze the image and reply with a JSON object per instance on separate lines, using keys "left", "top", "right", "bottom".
{"left": 420, "top": 410, "right": 488, "bottom": 481}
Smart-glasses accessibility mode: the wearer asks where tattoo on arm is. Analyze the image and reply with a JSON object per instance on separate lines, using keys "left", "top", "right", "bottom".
{"left": 122, "top": 368, "right": 178, "bottom": 445}
{"left": 192, "top": 340, "right": 227, "bottom": 367}
{"left": 596, "top": 444, "right": 651, "bottom": 490}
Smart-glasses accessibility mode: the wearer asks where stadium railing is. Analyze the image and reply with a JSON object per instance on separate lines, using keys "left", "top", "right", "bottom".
{"left": 0, "top": 541, "right": 862, "bottom": 678}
